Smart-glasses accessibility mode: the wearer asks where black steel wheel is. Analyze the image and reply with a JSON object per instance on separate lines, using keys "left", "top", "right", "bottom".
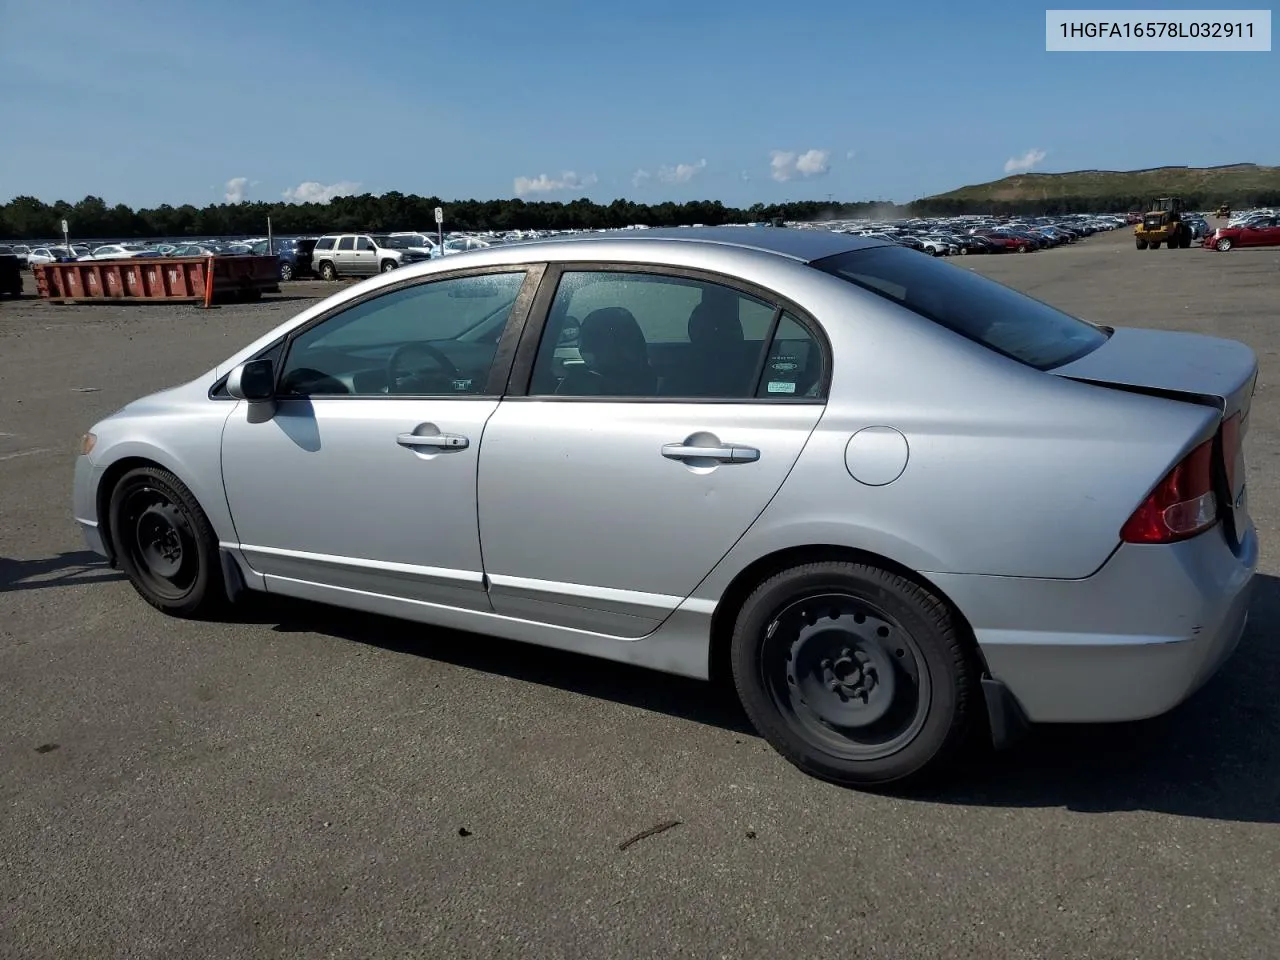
{"left": 731, "top": 561, "right": 977, "bottom": 788}
{"left": 107, "top": 466, "right": 224, "bottom": 617}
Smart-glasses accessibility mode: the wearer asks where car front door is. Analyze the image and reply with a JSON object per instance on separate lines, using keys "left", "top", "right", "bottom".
{"left": 476, "top": 267, "right": 827, "bottom": 637}
{"left": 220, "top": 267, "right": 538, "bottom": 609}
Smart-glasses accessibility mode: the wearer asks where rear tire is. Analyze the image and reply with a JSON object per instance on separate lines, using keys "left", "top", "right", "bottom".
{"left": 107, "top": 466, "right": 225, "bottom": 618}
{"left": 730, "top": 561, "right": 977, "bottom": 788}
{"left": 319, "top": 260, "right": 337, "bottom": 281}
{"left": 279, "top": 262, "right": 294, "bottom": 281}
{"left": 1149, "top": 240, "right": 1161, "bottom": 249}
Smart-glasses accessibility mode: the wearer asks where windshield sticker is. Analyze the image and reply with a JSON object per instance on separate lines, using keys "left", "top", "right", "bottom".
{"left": 767, "top": 381, "right": 797, "bottom": 394}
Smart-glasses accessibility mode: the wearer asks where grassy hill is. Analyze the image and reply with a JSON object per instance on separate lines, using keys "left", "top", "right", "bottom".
{"left": 914, "top": 163, "right": 1280, "bottom": 214}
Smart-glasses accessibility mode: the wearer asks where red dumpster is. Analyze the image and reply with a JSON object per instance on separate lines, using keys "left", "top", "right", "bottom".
{"left": 34, "top": 256, "right": 280, "bottom": 304}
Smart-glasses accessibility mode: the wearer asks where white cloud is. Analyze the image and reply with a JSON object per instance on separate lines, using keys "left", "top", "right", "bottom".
{"left": 658, "top": 158, "right": 707, "bottom": 184}
{"left": 513, "top": 171, "right": 598, "bottom": 197}
{"left": 632, "top": 159, "right": 708, "bottom": 187}
{"left": 282, "top": 180, "right": 363, "bottom": 203}
{"left": 770, "top": 148, "right": 831, "bottom": 182}
{"left": 224, "top": 177, "right": 250, "bottom": 203}
{"left": 1004, "top": 148, "right": 1047, "bottom": 174}
{"left": 795, "top": 149, "right": 830, "bottom": 176}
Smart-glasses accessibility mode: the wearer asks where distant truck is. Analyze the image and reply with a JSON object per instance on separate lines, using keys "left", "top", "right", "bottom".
{"left": 1134, "top": 197, "right": 1193, "bottom": 250}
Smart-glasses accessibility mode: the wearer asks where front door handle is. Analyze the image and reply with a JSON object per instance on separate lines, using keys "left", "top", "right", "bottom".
{"left": 661, "top": 442, "right": 759, "bottom": 463}
{"left": 397, "top": 432, "right": 469, "bottom": 450}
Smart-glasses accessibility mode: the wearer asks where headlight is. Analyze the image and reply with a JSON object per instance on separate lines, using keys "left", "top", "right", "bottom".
{"left": 80, "top": 432, "right": 97, "bottom": 456}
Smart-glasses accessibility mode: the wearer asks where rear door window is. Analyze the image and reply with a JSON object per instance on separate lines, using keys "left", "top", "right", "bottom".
{"left": 812, "top": 245, "right": 1108, "bottom": 370}
{"left": 337, "top": 237, "right": 355, "bottom": 252}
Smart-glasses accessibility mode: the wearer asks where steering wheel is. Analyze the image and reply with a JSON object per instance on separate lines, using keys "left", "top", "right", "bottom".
{"left": 386, "top": 341, "right": 460, "bottom": 393}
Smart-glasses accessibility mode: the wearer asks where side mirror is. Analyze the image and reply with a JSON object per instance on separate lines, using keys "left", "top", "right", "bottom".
{"left": 226, "top": 358, "right": 276, "bottom": 402}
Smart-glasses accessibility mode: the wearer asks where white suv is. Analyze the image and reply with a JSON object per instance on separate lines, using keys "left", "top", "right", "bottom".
{"left": 311, "top": 234, "right": 433, "bottom": 280}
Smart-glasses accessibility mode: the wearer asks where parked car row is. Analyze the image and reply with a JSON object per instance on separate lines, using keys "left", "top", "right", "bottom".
{"left": 821, "top": 213, "right": 1127, "bottom": 256}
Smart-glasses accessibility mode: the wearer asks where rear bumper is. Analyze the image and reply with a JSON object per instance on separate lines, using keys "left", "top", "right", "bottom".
{"left": 930, "top": 524, "right": 1257, "bottom": 723}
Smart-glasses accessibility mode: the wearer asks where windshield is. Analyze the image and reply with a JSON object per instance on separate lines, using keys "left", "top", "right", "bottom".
{"left": 382, "top": 236, "right": 421, "bottom": 249}
{"left": 812, "top": 245, "right": 1108, "bottom": 370}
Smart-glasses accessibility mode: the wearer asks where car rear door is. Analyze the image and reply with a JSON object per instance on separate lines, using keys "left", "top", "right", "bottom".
{"left": 354, "top": 236, "right": 376, "bottom": 274}
{"left": 476, "top": 265, "right": 827, "bottom": 638}
{"left": 333, "top": 235, "right": 355, "bottom": 273}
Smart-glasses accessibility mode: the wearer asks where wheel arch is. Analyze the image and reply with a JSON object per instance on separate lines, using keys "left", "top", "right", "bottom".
{"left": 93, "top": 441, "right": 233, "bottom": 565}
{"left": 705, "top": 543, "right": 991, "bottom": 688}
{"left": 95, "top": 455, "right": 172, "bottom": 564}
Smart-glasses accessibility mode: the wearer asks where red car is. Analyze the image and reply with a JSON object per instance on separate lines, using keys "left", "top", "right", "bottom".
{"left": 973, "top": 231, "right": 1036, "bottom": 253}
{"left": 1206, "top": 216, "right": 1280, "bottom": 251}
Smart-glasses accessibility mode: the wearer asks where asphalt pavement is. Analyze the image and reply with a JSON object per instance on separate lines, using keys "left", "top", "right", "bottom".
{"left": 2, "top": 229, "right": 1279, "bottom": 959}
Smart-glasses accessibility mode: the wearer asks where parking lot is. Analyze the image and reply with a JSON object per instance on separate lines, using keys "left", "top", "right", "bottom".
{"left": 3, "top": 226, "right": 1279, "bottom": 959}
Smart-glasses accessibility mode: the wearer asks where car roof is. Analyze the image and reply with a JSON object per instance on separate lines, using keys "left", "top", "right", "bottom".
{"left": 504, "top": 227, "right": 884, "bottom": 263}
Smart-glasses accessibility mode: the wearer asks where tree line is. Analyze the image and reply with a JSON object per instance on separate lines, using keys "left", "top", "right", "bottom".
{"left": 0, "top": 194, "right": 908, "bottom": 241}
{"left": 4, "top": 187, "right": 1279, "bottom": 241}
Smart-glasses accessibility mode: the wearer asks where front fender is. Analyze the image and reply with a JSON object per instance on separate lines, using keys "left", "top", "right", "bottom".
{"left": 83, "top": 406, "right": 238, "bottom": 549}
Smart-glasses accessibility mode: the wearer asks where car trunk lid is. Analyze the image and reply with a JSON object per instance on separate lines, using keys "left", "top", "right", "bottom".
{"left": 1051, "top": 326, "right": 1257, "bottom": 548}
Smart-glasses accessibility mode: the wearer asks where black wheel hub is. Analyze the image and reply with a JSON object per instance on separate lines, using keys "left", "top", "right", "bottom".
{"left": 118, "top": 483, "right": 200, "bottom": 602}
{"left": 137, "top": 503, "right": 186, "bottom": 578}
{"left": 763, "top": 593, "right": 930, "bottom": 760}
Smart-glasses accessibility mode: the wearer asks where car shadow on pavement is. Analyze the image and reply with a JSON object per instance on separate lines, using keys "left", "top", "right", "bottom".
{"left": 0, "top": 551, "right": 126, "bottom": 592}
{"left": 232, "top": 573, "right": 1280, "bottom": 823}
{"left": 249, "top": 596, "right": 758, "bottom": 736}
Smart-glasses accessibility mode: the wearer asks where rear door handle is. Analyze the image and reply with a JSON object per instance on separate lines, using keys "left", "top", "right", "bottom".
{"left": 661, "top": 442, "right": 759, "bottom": 463}
{"left": 397, "top": 432, "right": 469, "bottom": 450}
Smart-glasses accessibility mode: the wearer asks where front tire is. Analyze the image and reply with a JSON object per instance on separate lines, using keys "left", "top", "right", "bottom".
{"left": 107, "top": 466, "right": 224, "bottom": 618}
{"left": 380, "top": 259, "right": 398, "bottom": 273}
{"left": 1216, "top": 237, "right": 1232, "bottom": 251}
{"left": 730, "top": 561, "right": 976, "bottom": 788}
{"left": 1135, "top": 238, "right": 1148, "bottom": 249}
{"left": 279, "top": 261, "right": 294, "bottom": 281}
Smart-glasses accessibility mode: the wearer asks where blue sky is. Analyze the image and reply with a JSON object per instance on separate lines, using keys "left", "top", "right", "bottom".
{"left": 0, "top": 0, "right": 1274, "bottom": 208}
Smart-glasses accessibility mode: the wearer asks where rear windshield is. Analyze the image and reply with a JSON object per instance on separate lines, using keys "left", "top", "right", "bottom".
{"left": 812, "top": 245, "right": 1108, "bottom": 370}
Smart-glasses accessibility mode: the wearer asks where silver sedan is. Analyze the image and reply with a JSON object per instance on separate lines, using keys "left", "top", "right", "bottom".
{"left": 72, "top": 228, "right": 1258, "bottom": 788}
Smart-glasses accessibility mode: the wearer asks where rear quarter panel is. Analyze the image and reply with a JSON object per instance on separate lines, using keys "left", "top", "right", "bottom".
{"left": 689, "top": 278, "right": 1221, "bottom": 597}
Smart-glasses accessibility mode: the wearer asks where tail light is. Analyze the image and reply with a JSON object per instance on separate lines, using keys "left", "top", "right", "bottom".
{"left": 1120, "top": 438, "right": 1217, "bottom": 544}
